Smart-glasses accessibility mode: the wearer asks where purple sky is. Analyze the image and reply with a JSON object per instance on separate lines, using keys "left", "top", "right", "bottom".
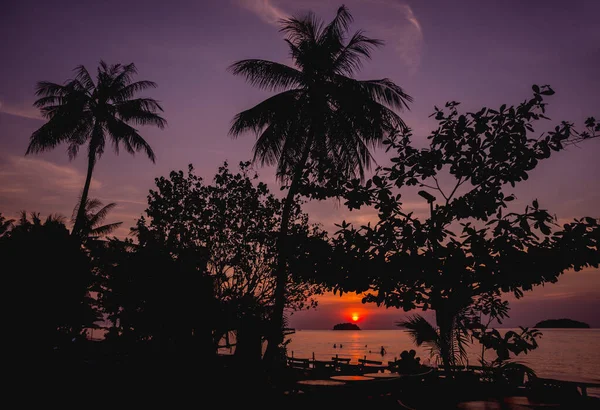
{"left": 1, "top": 0, "right": 599, "bottom": 329}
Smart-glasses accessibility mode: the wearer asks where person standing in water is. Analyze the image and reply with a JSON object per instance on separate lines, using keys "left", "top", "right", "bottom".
{"left": 380, "top": 346, "right": 386, "bottom": 356}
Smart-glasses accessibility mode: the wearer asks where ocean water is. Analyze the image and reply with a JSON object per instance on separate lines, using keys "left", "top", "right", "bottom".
{"left": 284, "top": 329, "right": 600, "bottom": 396}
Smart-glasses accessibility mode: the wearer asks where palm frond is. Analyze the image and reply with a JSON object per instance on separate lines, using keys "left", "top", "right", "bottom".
{"left": 331, "top": 129, "right": 373, "bottom": 180}
{"left": 88, "top": 202, "right": 117, "bottom": 227}
{"left": 73, "top": 65, "right": 96, "bottom": 92}
{"left": 29, "top": 83, "right": 94, "bottom": 156}
{"left": 397, "top": 315, "right": 438, "bottom": 345}
{"left": 89, "top": 222, "right": 123, "bottom": 237}
{"left": 105, "top": 117, "right": 156, "bottom": 162}
{"left": 112, "top": 80, "right": 158, "bottom": 101}
{"left": 85, "top": 198, "right": 104, "bottom": 211}
{"left": 45, "top": 213, "right": 66, "bottom": 225}
{"left": 34, "top": 81, "right": 70, "bottom": 98}
{"left": 26, "top": 124, "right": 68, "bottom": 155}
{"left": 252, "top": 124, "right": 285, "bottom": 167}
{"left": 110, "top": 62, "right": 138, "bottom": 89}
{"left": 18, "top": 211, "right": 29, "bottom": 227}
{"left": 332, "top": 30, "right": 383, "bottom": 75}
{"left": 33, "top": 96, "right": 67, "bottom": 108}
{"left": 280, "top": 12, "right": 323, "bottom": 45}
{"left": 321, "top": 5, "right": 353, "bottom": 45}
{"left": 229, "top": 89, "right": 304, "bottom": 137}
{"left": 337, "top": 77, "right": 412, "bottom": 112}
{"left": 274, "top": 127, "right": 309, "bottom": 179}
{"left": 452, "top": 326, "right": 470, "bottom": 365}
{"left": 72, "top": 197, "right": 122, "bottom": 239}
{"left": 318, "top": 5, "right": 354, "bottom": 60}
{"left": 397, "top": 315, "right": 442, "bottom": 360}
{"left": 115, "top": 98, "right": 166, "bottom": 128}
{"left": 73, "top": 199, "right": 116, "bottom": 227}
{"left": 27, "top": 111, "right": 93, "bottom": 156}
{"left": 228, "top": 59, "right": 304, "bottom": 91}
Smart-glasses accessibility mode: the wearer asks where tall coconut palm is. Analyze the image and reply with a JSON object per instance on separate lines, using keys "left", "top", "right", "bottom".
{"left": 26, "top": 61, "right": 166, "bottom": 236}
{"left": 71, "top": 198, "right": 122, "bottom": 241}
{"left": 229, "top": 5, "right": 412, "bottom": 363}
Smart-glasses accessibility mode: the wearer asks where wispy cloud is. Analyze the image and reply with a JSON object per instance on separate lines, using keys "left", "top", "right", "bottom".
{"left": 235, "top": 0, "right": 424, "bottom": 73}
{"left": 97, "top": 184, "right": 147, "bottom": 206}
{"left": 237, "top": 0, "right": 288, "bottom": 26}
{"left": 0, "top": 155, "right": 102, "bottom": 219}
{"left": 0, "top": 155, "right": 145, "bottom": 237}
{"left": 0, "top": 155, "right": 101, "bottom": 194}
{"left": 373, "top": 0, "right": 423, "bottom": 73}
{"left": 0, "top": 99, "right": 43, "bottom": 120}
{"left": 540, "top": 292, "right": 579, "bottom": 300}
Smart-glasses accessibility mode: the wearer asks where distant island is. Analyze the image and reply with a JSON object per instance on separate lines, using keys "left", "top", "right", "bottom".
{"left": 534, "top": 318, "right": 590, "bottom": 328}
{"left": 333, "top": 323, "right": 361, "bottom": 330}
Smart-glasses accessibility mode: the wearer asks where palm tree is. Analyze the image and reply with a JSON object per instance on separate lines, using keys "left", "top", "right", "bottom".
{"left": 71, "top": 198, "right": 122, "bottom": 241}
{"left": 0, "top": 213, "right": 14, "bottom": 238}
{"left": 26, "top": 61, "right": 166, "bottom": 236}
{"left": 16, "top": 211, "right": 67, "bottom": 230}
{"left": 397, "top": 314, "right": 470, "bottom": 371}
{"left": 229, "top": 5, "right": 412, "bottom": 362}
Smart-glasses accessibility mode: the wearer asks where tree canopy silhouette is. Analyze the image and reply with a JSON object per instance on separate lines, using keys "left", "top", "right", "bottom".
{"left": 96, "top": 162, "right": 326, "bottom": 364}
{"left": 321, "top": 87, "right": 599, "bottom": 370}
{"left": 228, "top": 4, "right": 411, "bottom": 364}
{"left": 26, "top": 61, "right": 166, "bottom": 236}
{"left": 1, "top": 212, "right": 98, "bottom": 362}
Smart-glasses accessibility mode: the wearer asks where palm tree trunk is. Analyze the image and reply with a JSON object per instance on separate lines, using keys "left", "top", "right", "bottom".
{"left": 436, "top": 308, "right": 453, "bottom": 375}
{"left": 263, "top": 135, "right": 313, "bottom": 367}
{"left": 72, "top": 149, "right": 96, "bottom": 236}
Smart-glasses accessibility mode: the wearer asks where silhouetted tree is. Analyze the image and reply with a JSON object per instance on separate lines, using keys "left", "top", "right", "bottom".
{"left": 96, "top": 233, "right": 214, "bottom": 364}
{"left": 229, "top": 4, "right": 411, "bottom": 364}
{"left": 26, "top": 61, "right": 166, "bottom": 236}
{"left": 97, "top": 162, "right": 326, "bottom": 365}
{"left": 1, "top": 211, "right": 98, "bottom": 363}
{"left": 71, "top": 198, "right": 122, "bottom": 242}
{"left": 0, "top": 213, "right": 13, "bottom": 238}
{"left": 325, "top": 87, "right": 599, "bottom": 371}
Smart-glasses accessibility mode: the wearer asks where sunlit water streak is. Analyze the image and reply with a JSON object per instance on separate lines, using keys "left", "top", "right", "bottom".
{"left": 284, "top": 329, "right": 600, "bottom": 396}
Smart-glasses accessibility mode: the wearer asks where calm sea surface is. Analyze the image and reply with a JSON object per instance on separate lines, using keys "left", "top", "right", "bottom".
{"left": 284, "top": 329, "right": 600, "bottom": 396}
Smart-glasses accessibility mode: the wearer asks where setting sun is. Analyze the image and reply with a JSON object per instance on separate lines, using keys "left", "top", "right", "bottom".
{"left": 351, "top": 313, "right": 360, "bottom": 322}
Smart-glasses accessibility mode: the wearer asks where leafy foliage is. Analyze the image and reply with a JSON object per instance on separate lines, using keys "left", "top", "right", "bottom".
{"left": 137, "top": 161, "right": 326, "bottom": 313}
{"left": 329, "top": 87, "right": 598, "bottom": 306}
{"left": 474, "top": 327, "right": 542, "bottom": 363}
{"left": 95, "top": 234, "right": 215, "bottom": 358}
{"left": 318, "top": 87, "right": 598, "bottom": 369}
{"left": 1, "top": 212, "right": 99, "bottom": 357}
{"left": 96, "top": 162, "right": 326, "bottom": 359}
